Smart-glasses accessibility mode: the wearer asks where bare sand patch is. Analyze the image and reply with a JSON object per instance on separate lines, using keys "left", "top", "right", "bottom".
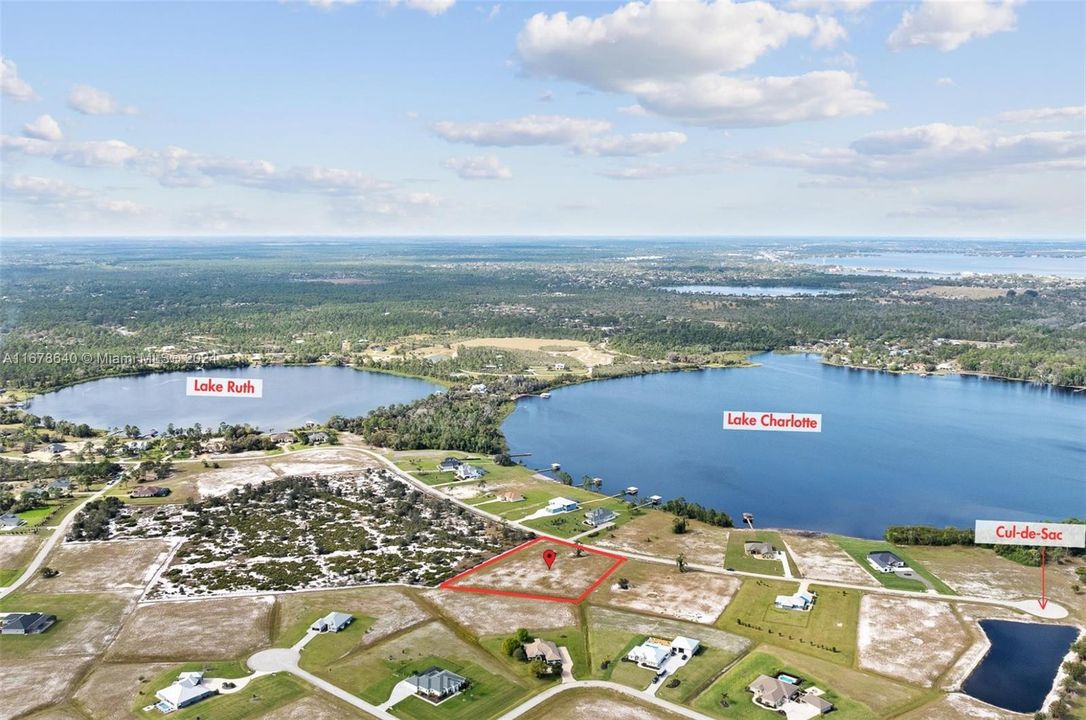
{"left": 107, "top": 596, "right": 273, "bottom": 661}
{"left": 453, "top": 337, "right": 615, "bottom": 366}
{"left": 0, "top": 656, "right": 93, "bottom": 720}
{"left": 72, "top": 661, "right": 174, "bottom": 720}
{"left": 194, "top": 449, "right": 384, "bottom": 497}
{"left": 193, "top": 464, "right": 280, "bottom": 497}
{"left": 451, "top": 540, "right": 619, "bottom": 599}
{"left": 422, "top": 588, "right": 576, "bottom": 635}
{"left": 258, "top": 695, "right": 378, "bottom": 720}
{"left": 781, "top": 533, "right": 877, "bottom": 586}
{"left": 896, "top": 693, "right": 1022, "bottom": 720}
{"left": 595, "top": 564, "right": 739, "bottom": 624}
{"left": 22, "top": 707, "right": 88, "bottom": 720}
{"left": 593, "top": 513, "right": 728, "bottom": 567}
{"left": 0, "top": 533, "right": 44, "bottom": 570}
{"left": 27, "top": 539, "right": 174, "bottom": 596}
{"left": 914, "top": 286, "right": 1009, "bottom": 300}
{"left": 857, "top": 595, "right": 969, "bottom": 687}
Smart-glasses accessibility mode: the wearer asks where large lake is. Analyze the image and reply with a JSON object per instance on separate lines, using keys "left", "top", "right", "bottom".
{"left": 806, "top": 252, "right": 1085, "bottom": 278}
{"left": 503, "top": 353, "right": 1085, "bottom": 537}
{"left": 963, "top": 620, "right": 1078, "bottom": 713}
{"left": 26, "top": 366, "right": 440, "bottom": 432}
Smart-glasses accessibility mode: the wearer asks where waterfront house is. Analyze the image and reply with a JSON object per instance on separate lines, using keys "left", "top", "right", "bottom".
{"left": 546, "top": 497, "right": 579, "bottom": 514}
{"left": 868, "top": 551, "right": 906, "bottom": 573}
{"left": 749, "top": 675, "right": 801, "bottom": 709}
{"left": 627, "top": 639, "right": 671, "bottom": 669}
{"left": 744, "top": 541, "right": 776, "bottom": 557}
{"left": 0, "top": 513, "right": 25, "bottom": 529}
{"left": 523, "top": 638, "right": 563, "bottom": 665}
{"left": 584, "top": 508, "right": 618, "bottom": 527}
{"left": 155, "top": 671, "right": 215, "bottom": 712}
{"left": 1, "top": 612, "right": 57, "bottom": 634}
{"left": 311, "top": 611, "right": 353, "bottom": 633}
{"left": 438, "top": 457, "right": 462, "bottom": 472}
{"left": 407, "top": 667, "right": 468, "bottom": 700}
{"left": 775, "top": 591, "right": 815, "bottom": 611}
{"left": 455, "top": 464, "right": 486, "bottom": 480}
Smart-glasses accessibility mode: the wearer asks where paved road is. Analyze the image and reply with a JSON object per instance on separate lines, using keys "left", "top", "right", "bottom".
{"left": 0, "top": 481, "right": 114, "bottom": 601}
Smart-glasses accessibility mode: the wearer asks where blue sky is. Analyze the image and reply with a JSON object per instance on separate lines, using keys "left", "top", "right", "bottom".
{"left": 1, "top": 0, "right": 1083, "bottom": 237}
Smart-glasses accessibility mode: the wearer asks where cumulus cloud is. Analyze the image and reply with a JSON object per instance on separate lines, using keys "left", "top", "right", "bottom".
{"left": 516, "top": 0, "right": 879, "bottom": 128}
{"left": 788, "top": 0, "right": 872, "bottom": 13}
{"left": 1, "top": 57, "right": 37, "bottom": 101}
{"left": 388, "top": 0, "right": 455, "bottom": 15}
{"left": 754, "top": 122, "right": 1086, "bottom": 180}
{"left": 432, "top": 115, "right": 611, "bottom": 146}
{"left": 67, "top": 84, "right": 138, "bottom": 115}
{"left": 23, "top": 114, "right": 63, "bottom": 142}
{"left": 888, "top": 0, "right": 1021, "bottom": 52}
{"left": 442, "top": 154, "right": 512, "bottom": 180}
{"left": 996, "top": 106, "right": 1086, "bottom": 124}
{"left": 572, "top": 131, "right": 687, "bottom": 157}
{"left": 2, "top": 175, "right": 91, "bottom": 204}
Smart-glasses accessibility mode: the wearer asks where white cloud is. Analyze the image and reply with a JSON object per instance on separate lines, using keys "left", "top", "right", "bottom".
{"left": 56, "top": 139, "right": 141, "bottom": 167}
{"left": 936, "top": 76, "right": 955, "bottom": 86}
{"left": 888, "top": 0, "right": 1021, "bottom": 52}
{"left": 487, "top": 4, "right": 501, "bottom": 20}
{"left": 788, "top": 0, "right": 872, "bottom": 13}
{"left": 442, "top": 154, "right": 512, "bottom": 180}
{"left": 618, "top": 104, "right": 648, "bottom": 116}
{"left": 598, "top": 162, "right": 720, "bottom": 180}
{"left": 996, "top": 106, "right": 1086, "bottom": 124}
{"left": 516, "top": 1, "right": 879, "bottom": 128}
{"left": 306, "top": 0, "right": 357, "bottom": 7}
{"left": 388, "top": 0, "right": 455, "bottom": 15}
{"left": 572, "top": 131, "right": 687, "bottom": 157}
{"left": 754, "top": 122, "right": 1086, "bottom": 180}
{"left": 23, "top": 115, "right": 63, "bottom": 142}
{"left": 2, "top": 175, "right": 91, "bottom": 204}
{"left": 432, "top": 115, "right": 611, "bottom": 146}
{"left": 67, "top": 84, "right": 138, "bottom": 115}
{"left": 888, "top": 198, "right": 1018, "bottom": 219}
{"left": 0, "top": 57, "right": 37, "bottom": 101}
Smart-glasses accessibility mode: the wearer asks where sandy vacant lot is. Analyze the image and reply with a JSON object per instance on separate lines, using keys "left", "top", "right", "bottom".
{"left": 0, "top": 656, "right": 94, "bottom": 720}
{"left": 0, "top": 533, "right": 43, "bottom": 571}
{"left": 72, "top": 661, "right": 175, "bottom": 719}
{"left": 194, "top": 448, "right": 383, "bottom": 497}
{"left": 595, "top": 565, "right": 739, "bottom": 624}
{"left": 897, "top": 693, "right": 1023, "bottom": 720}
{"left": 453, "top": 337, "right": 615, "bottom": 367}
{"left": 519, "top": 689, "right": 687, "bottom": 720}
{"left": 594, "top": 514, "right": 729, "bottom": 567}
{"left": 782, "top": 533, "right": 877, "bottom": 586}
{"left": 857, "top": 595, "right": 970, "bottom": 687}
{"left": 589, "top": 606, "right": 749, "bottom": 655}
{"left": 450, "top": 541, "right": 620, "bottom": 599}
{"left": 108, "top": 596, "right": 273, "bottom": 661}
{"left": 914, "top": 286, "right": 1009, "bottom": 300}
{"left": 27, "top": 539, "right": 174, "bottom": 596}
{"left": 423, "top": 588, "right": 577, "bottom": 635}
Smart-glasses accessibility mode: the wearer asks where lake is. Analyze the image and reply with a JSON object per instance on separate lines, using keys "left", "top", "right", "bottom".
{"left": 963, "top": 620, "right": 1078, "bottom": 713}
{"left": 805, "top": 252, "right": 1085, "bottom": 278}
{"left": 659, "top": 285, "right": 849, "bottom": 297}
{"left": 26, "top": 366, "right": 441, "bottom": 432}
{"left": 502, "top": 353, "right": 1085, "bottom": 537}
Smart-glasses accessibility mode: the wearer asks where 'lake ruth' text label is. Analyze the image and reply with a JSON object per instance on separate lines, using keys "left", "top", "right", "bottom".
{"left": 186, "top": 377, "right": 263, "bottom": 399}
{"left": 723, "top": 411, "right": 822, "bottom": 433}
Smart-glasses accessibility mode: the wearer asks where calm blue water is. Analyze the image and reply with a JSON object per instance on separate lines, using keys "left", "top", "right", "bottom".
{"left": 26, "top": 366, "right": 440, "bottom": 432}
{"left": 502, "top": 353, "right": 1086, "bottom": 537}
{"left": 807, "top": 252, "right": 1085, "bottom": 278}
{"left": 963, "top": 620, "right": 1079, "bottom": 713}
{"left": 660, "top": 285, "right": 849, "bottom": 297}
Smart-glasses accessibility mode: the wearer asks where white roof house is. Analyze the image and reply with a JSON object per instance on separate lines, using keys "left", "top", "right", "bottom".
{"left": 671, "top": 636, "right": 700, "bottom": 656}
{"left": 312, "top": 611, "right": 353, "bottom": 633}
{"left": 627, "top": 640, "right": 671, "bottom": 669}
{"left": 155, "top": 671, "right": 215, "bottom": 711}
{"left": 546, "top": 497, "right": 579, "bottom": 514}
{"left": 455, "top": 464, "right": 486, "bottom": 480}
{"left": 775, "top": 591, "right": 815, "bottom": 611}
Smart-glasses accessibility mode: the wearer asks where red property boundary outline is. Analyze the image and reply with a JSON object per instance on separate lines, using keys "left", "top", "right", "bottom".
{"left": 439, "top": 536, "right": 627, "bottom": 605}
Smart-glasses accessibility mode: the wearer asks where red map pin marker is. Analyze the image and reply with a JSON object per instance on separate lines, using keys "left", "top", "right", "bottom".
{"left": 542, "top": 548, "right": 557, "bottom": 570}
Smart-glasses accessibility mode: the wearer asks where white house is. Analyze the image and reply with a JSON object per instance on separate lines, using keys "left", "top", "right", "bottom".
{"left": 584, "top": 508, "right": 618, "bottom": 527}
{"left": 627, "top": 639, "right": 671, "bottom": 669}
{"left": 546, "top": 497, "right": 579, "bottom": 514}
{"left": 469, "top": 383, "right": 488, "bottom": 394}
{"left": 311, "top": 611, "right": 353, "bottom": 633}
{"left": 774, "top": 591, "right": 815, "bottom": 611}
{"left": 455, "top": 464, "right": 486, "bottom": 480}
{"left": 671, "top": 636, "right": 700, "bottom": 657}
{"left": 155, "top": 671, "right": 215, "bottom": 711}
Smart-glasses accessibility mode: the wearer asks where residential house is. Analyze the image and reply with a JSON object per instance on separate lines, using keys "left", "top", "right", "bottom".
{"left": 670, "top": 636, "right": 700, "bottom": 658}
{"left": 868, "top": 551, "right": 906, "bottom": 573}
{"left": 48, "top": 478, "right": 72, "bottom": 494}
{"left": 775, "top": 591, "right": 815, "bottom": 611}
{"left": 155, "top": 671, "right": 216, "bottom": 711}
{"left": 552, "top": 363, "right": 566, "bottom": 371}
{"left": 627, "top": 639, "right": 671, "bottom": 669}
{"left": 438, "top": 457, "right": 462, "bottom": 472}
{"left": 307, "top": 432, "right": 330, "bottom": 444}
{"left": 129, "top": 485, "right": 170, "bottom": 498}
{"left": 202, "top": 439, "right": 226, "bottom": 454}
{"left": 48, "top": 443, "right": 66, "bottom": 454}
{"left": 455, "top": 464, "right": 486, "bottom": 480}
{"left": 311, "top": 611, "right": 353, "bottom": 633}
{"left": 546, "top": 497, "right": 579, "bottom": 514}
{"left": 1, "top": 612, "right": 57, "bottom": 634}
{"left": 469, "top": 383, "right": 488, "bottom": 394}
{"left": 584, "top": 508, "right": 618, "bottom": 527}
{"left": 407, "top": 667, "right": 468, "bottom": 700}
{"left": 0, "top": 513, "right": 26, "bottom": 529}
{"left": 744, "top": 541, "right": 776, "bottom": 557}
{"left": 801, "top": 692, "right": 835, "bottom": 714}
{"left": 523, "top": 638, "right": 563, "bottom": 666}
{"left": 125, "top": 440, "right": 149, "bottom": 452}
{"left": 269, "top": 432, "right": 295, "bottom": 444}
{"left": 749, "top": 675, "right": 802, "bottom": 709}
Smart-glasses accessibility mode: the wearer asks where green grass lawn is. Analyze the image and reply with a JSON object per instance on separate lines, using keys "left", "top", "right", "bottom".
{"left": 692, "top": 650, "right": 877, "bottom": 720}
{"left": 0, "top": 568, "right": 23, "bottom": 586}
{"left": 586, "top": 629, "right": 658, "bottom": 690}
{"left": 0, "top": 591, "right": 128, "bottom": 659}
{"left": 832, "top": 536, "right": 956, "bottom": 595}
{"left": 654, "top": 644, "right": 744, "bottom": 705}
{"left": 15, "top": 506, "right": 56, "bottom": 526}
{"left": 133, "top": 672, "right": 305, "bottom": 720}
{"left": 295, "top": 617, "right": 377, "bottom": 671}
{"left": 716, "top": 580, "right": 859, "bottom": 666}
{"left": 723, "top": 531, "right": 800, "bottom": 576}
{"left": 479, "top": 625, "right": 588, "bottom": 683}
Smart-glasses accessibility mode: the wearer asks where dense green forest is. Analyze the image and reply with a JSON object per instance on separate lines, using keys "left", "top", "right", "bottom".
{"left": 885, "top": 521, "right": 1085, "bottom": 566}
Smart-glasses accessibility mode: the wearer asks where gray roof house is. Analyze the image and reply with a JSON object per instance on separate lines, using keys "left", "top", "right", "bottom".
{"left": 307, "top": 432, "right": 330, "bottom": 444}
{"left": 455, "top": 463, "right": 486, "bottom": 480}
{"left": 1, "top": 612, "right": 57, "bottom": 635}
{"left": 48, "top": 443, "right": 67, "bottom": 454}
{"left": 0, "top": 513, "right": 25, "bottom": 529}
{"left": 802, "top": 692, "right": 835, "bottom": 714}
{"left": 584, "top": 508, "right": 618, "bottom": 527}
{"left": 748, "top": 675, "right": 801, "bottom": 708}
{"left": 523, "top": 638, "right": 563, "bottom": 665}
{"left": 408, "top": 667, "right": 468, "bottom": 700}
{"left": 438, "top": 457, "right": 462, "bottom": 472}
{"left": 48, "top": 477, "right": 73, "bottom": 493}
{"left": 311, "top": 611, "right": 353, "bottom": 633}
{"left": 868, "top": 551, "right": 906, "bottom": 572}
{"left": 744, "top": 541, "right": 776, "bottom": 556}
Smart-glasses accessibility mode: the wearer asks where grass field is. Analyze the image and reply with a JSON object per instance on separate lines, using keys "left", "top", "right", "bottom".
{"left": 133, "top": 672, "right": 306, "bottom": 720}
{"left": 515, "top": 687, "right": 688, "bottom": 720}
{"left": 832, "top": 536, "right": 955, "bottom": 595}
{"left": 16, "top": 505, "right": 58, "bottom": 526}
{"left": 692, "top": 650, "right": 877, "bottom": 719}
{"left": 371, "top": 655, "right": 529, "bottom": 720}
{"left": 0, "top": 567, "right": 23, "bottom": 585}
{"left": 0, "top": 591, "right": 130, "bottom": 659}
{"left": 297, "top": 616, "right": 377, "bottom": 670}
{"left": 479, "top": 625, "right": 588, "bottom": 682}
{"left": 654, "top": 644, "right": 740, "bottom": 705}
{"left": 723, "top": 531, "right": 799, "bottom": 577}
{"left": 716, "top": 580, "right": 860, "bottom": 666}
